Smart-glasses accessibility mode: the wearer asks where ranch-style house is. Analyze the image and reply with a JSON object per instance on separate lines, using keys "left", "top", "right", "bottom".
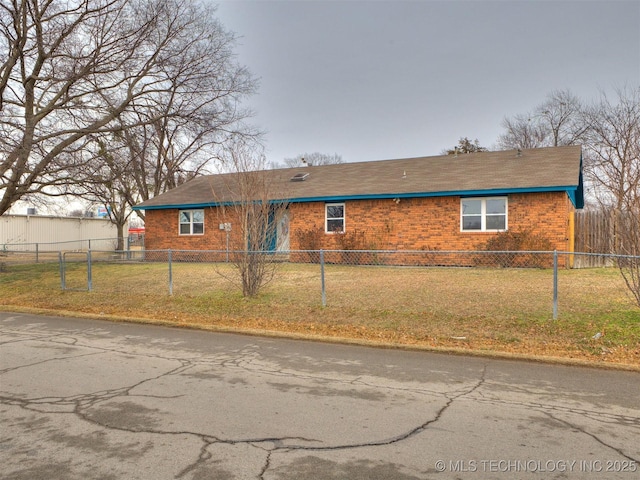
{"left": 134, "top": 145, "right": 584, "bottom": 258}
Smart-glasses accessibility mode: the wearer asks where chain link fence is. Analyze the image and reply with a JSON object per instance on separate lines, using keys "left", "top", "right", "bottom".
{"left": 42, "top": 249, "right": 638, "bottom": 321}
{"left": 1, "top": 238, "right": 119, "bottom": 265}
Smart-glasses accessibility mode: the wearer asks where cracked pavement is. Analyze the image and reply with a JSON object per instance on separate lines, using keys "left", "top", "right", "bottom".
{"left": 1, "top": 312, "right": 639, "bottom": 479}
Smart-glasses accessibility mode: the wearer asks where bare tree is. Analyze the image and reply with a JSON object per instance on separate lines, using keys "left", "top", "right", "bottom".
{"left": 442, "top": 137, "right": 487, "bottom": 155}
{"left": 274, "top": 152, "right": 343, "bottom": 169}
{"left": 582, "top": 87, "right": 640, "bottom": 212}
{"left": 0, "top": 0, "right": 255, "bottom": 216}
{"left": 64, "top": 0, "right": 257, "bottom": 249}
{"left": 581, "top": 87, "right": 640, "bottom": 306}
{"left": 615, "top": 205, "right": 640, "bottom": 307}
{"left": 1, "top": 0, "right": 138, "bottom": 213}
{"left": 68, "top": 136, "right": 137, "bottom": 250}
{"left": 498, "top": 114, "right": 549, "bottom": 150}
{"left": 217, "top": 139, "right": 289, "bottom": 297}
{"left": 497, "top": 86, "right": 640, "bottom": 304}
{"left": 0, "top": 0, "right": 150, "bottom": 214}
{"left": 497, "top": 89, "right": 587, "bottom": 150}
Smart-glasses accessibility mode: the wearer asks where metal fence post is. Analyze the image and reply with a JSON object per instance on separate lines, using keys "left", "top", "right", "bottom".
{"left": 87, "top": 250, "right": 93, "bottom": 291}
{"left": 320, "top": 249, "right": 326, "bottom": 307}
{"left": 35, "top": 243, "right": 39, "bottom": 263}
{"left": 168, "top": 249, "right": 173, "bottom": 295}
{"left": 553, "top": 250, "right": 558, "bottom": 320}
{"left": 59, "top": 252, "right": 65, "bottom": 290}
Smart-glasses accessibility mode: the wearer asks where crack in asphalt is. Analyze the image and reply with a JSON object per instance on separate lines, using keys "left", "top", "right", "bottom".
{"left": 175, "top": 437, "right": 215, "bottom": 479}
{"left": 167, "top": 367, "right": 492, "bottom": 480}
{"left": 3, "top": 322, "right": 638, "bottom": 480}
{"left": 543, "top": 411, "right": 640, "bottom": 463}
{"left": 275, "top": 365, "right": 488, "bottom": 453}
{"left": 1, "top": 327, "right": 489, "bottom": 479}
{"left": 249, "top": 366, "right": 490, "bottom": 479}
{"left": 478, "top": 397, "right": 640, "bottom": 428}
{"left": 0, "top": 332, "right": 67, "bottom": 345}
{"left": 258, "top": 449, "right": 272, "bottom": 480}
{"left": 0, "top": 350, "right": 105, "bottom": 375}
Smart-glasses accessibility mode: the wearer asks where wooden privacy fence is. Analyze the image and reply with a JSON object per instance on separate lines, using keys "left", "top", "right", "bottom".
{"left": 573, "top": 209, "right": 634, "bottom": 268}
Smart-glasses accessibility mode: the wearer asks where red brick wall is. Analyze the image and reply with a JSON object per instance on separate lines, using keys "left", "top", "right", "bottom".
{"left": 143, "top": 192, "right": 573, "bottom": 253}
{"left": 287, "top": 192, "right": 573, "bottom": 252}
{"left": 143, "top": 208, "right": 242, "bottom": 251}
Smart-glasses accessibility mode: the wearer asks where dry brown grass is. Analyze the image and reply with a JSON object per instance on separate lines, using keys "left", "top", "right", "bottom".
{"left": 1, "top": 261, "right": 638, "bottom": 368}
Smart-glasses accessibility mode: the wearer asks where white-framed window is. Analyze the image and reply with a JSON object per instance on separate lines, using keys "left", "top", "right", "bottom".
{"left": 461, "top": 197, "right": 507, "bottom": 231}
{"left": 179, "top": 209, "right": 204, "bottom": 235}
{"left": 325, "top": 203, "right": 345, "bottom": 233}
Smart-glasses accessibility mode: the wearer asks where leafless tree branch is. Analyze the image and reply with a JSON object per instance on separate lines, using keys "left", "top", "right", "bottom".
{"left": 0, "top": 0, "right": 258, "bottom": 217}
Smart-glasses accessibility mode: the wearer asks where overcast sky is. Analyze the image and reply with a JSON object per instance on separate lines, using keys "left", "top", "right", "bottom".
{"left": 213, "top": 0, "right": 640, "bottom": 164}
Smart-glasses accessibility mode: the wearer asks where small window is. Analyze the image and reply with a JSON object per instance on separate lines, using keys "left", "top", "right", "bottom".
{"left": 325, "top": 203, "right": 345, "bottom": 233}
{"left": 461, "top": 197, "right": 507, "bottom": 232}
{"left": 179, "top": 209, "right": 204, "bottom": 235}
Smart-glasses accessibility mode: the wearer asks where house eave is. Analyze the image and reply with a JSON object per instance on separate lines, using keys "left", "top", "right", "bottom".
{"left": 285, "top": 186, "right": 581, "bottom": 204}
{"left": 133, "top": 201, "right": 235, "bottom": 211}
{"left": 133, "top": 185, "right": 583, "bottom": 211}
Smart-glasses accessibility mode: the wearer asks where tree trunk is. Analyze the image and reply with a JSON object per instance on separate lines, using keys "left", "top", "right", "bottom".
{"left": 116, "top": 221, "right": 126, "bottom": 251}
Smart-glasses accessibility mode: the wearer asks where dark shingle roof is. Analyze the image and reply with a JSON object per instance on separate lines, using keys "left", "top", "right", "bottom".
{"left": 135, "top": 145, "right": 584, "bottom": 210}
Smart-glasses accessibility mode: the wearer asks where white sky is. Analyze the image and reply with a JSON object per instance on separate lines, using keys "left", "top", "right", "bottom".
{"left": 214, "top": 0, "right": 640, "bottom": 164}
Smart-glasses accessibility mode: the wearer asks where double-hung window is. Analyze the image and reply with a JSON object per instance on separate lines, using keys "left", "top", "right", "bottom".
{"left": 325, "top": 203, "right": 345, "bottom": 233}
{"left": 461, "top": 197, "right": 507, "bottom": 231}
{"left": 179, "top": 209, "right": 204, "bottom": 235}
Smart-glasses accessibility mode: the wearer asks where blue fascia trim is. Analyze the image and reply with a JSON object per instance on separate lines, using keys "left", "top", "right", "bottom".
{"left": 133, "top": 186, "right": 581, "bottom": 210}
{"left": 573, "top": 154, "right": 585, "bottom": 209}
{"left": 133, "top": 201, "right": 238, "bottom": 211}
{"left": 283, "top": 186, "right": 580, "bottom": 204}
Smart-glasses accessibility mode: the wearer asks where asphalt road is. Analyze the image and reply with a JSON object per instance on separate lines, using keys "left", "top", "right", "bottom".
{"left": 1, "top": 312, "right": 639, "bottom": 480}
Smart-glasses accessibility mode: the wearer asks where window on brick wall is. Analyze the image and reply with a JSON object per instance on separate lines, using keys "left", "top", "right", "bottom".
{"left": 325, "top": 203, "right": 345, "bottom": 233}
{"left": 179, "top": 209, "right": 204, "bottom": 235}
{"left": 461, "top": 197, "right": 507, "bottom": 231}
